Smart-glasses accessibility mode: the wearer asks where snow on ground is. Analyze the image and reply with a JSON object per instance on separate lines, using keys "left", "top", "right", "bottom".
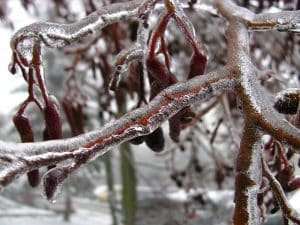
{"left": 0, "top": 195, "right": 111, "bottom": 225}
{"left": 0, "top": 214, "right": 110, "bottom": 225}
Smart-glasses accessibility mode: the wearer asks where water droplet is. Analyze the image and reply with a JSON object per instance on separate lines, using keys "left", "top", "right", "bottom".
{"left": 277, "top": 18, "right": 285, "bottom": 25}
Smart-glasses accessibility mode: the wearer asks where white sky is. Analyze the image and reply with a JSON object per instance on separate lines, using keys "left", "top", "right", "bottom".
{"left": 0, "top": 1, "right": 37, "bottom": 114}
{"left": 0, "top": 0, "right": 85, "bottom": 114}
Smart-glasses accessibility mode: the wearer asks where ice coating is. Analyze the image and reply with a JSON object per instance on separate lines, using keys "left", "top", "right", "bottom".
{"left": 1, "top": 2, "right": 300, "bottom": 224}
{"left": 10, "top": 0, "right": 144, "bottom": 68}
{"left": 234, "top": 124, "right": 262, "bottom": 225}
{"left": 275, "top": 88, "right": 300, "bottom": 101}
{"left": 169, "top": 0, "right": 196, "bottom": 39}
{"left": 42, "top": 167, "right": 68, "bottom": 203}
{"left": 0, "top": 66, "right": 237, "bottom": 187}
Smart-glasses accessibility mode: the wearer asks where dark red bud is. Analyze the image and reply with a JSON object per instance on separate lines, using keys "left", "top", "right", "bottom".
{"left": 146, "top": 57, "right": 169, "bottom": 87}
{"left": 13, "top": 114, "right": 40, "bottom": 187}
{"left": 13, "top": 114, "right": 34, "bottom": 142}
{"left": 145, "top": 127, "right": 165, "bottom": 152}
{"left": 43, "top": 101, "right": 62, "bottom": 140}
{"left": 43, "top": 167, "right": 68, "bottom": 201}
{"left": 169, "top": 107, "right": 193, "bottom": 142}
{"left": 187, "top": 52, "right": 207, "bottom": 79}
{"left": 27, "top": 170, "right": 40, "bottom": 187}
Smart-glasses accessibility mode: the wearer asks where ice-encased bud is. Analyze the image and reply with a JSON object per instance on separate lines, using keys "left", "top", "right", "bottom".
{"left": 145, "top": 127, "right": 165, "bottom": 152}
{"left": 42, "top": 167, "right": 68, "bottom": 203}
{"left": 274, "top": 92, "right": 299, "bottom": 115}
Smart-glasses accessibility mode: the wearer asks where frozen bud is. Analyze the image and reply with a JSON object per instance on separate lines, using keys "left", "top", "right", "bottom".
{"left": 187, "top": 52, "right": 207, "bottom": 79}
{"left": 129, "top": 136, "right": 144, "bottom": 145}
{"left": 145, "top": 127, "right": 164, "bottom": 152}
{"left": 43, "top": 101, "right": 62, "bottom": 139}
{"left": 13, "top": 114, "right": 34, "bottom": 142}
{"left": 146, "top": 57, "right": 170, "bottom": 89}
{"left": 13, "top": 114, "right": 40, "bottom": 187}
{"left": 43, "top": 167, "right": 68, "bottom": 202}
{"left": 27, "top": 170, "right": 40, "bottom": 187}
{"left": 169, "top": 107, "right": 194, "bottom": 143}
{"left": 274, "top": 91, "right": 300, "bottom": 115}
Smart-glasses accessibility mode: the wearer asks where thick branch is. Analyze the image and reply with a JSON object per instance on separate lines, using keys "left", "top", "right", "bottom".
{"left": 233, "top": 122, "right": 262, "bottom": 225}
{"left": 10, "top": 0, "right": 144, "bottom": 67}
{"left": 218, "top": 2, "right": 300, "bottom": 149}
{"left": 217, "top": 0, "right": 300, "bottom": 33}
{"left": 0, "top": 67, "right": 237, "bottom": 187}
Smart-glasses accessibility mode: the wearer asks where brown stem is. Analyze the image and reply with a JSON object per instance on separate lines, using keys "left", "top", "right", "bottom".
{"left": 262, "top": 157, "right": 300, "bottom": 224}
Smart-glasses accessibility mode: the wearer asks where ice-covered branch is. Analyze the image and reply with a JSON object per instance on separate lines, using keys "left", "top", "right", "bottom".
{"left": 233, "top": 122, "right": 262, "bottom": 225}
{"left": 0, "top": 67, "right": 237, "bottom": 188}
{"left": 249, "top": 11, "right": 300, "bottom": 33}
{"left": 217, "top": 0, "right": 300, "bottom": 149}
{"left": 217, "top": 0, "right": 300, "bottom": 33}
{"left": 10, "top": 0, "right": 144, "bottom": 68}
{"left": 2, "top": 0, "right": 300, "bottom": 222}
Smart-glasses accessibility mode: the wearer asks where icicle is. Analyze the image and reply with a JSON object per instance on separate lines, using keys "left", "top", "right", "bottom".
{"left": 110, "top": 45, "right": 144, "bottom": 90}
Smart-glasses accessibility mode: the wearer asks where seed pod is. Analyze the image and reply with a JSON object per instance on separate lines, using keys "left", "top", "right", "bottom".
{"left": 13, "top": 114, "right": 34, "bottom": 143}
{"left": 144, "top": 127, "right": 164, "bottom": 152}
{"left": 129, "top": 136, "right": 144, "bottom": 145}
{"left": 13, "top": 114, "right": 40, "bottom": 187}
{"left": 27, "top": 170, "right": 40, "bottom": 187}
{"left": 43, "top": 167, "right": 68, "bottom": 202}
{"left": 44, "top": 100, "right": 63, "bottom": 171}
{"left": 187, "top": 52, "right": 207, "bottom": 79}
{"left": 169, "top": 107, "right": 194, "bottom": 143}
{"left": 43, "top": 101, "right": 63, "bottom": 140}
{"left": 146, "top": 57, "right": 170, "bottom": 93}
{"left": 62, "top": 98, "right": 85, "bottom": 136}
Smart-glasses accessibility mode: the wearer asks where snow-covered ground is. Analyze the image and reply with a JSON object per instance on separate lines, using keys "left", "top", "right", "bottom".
{"left": 0, "top": 195, "right": 111, "bottom": 225}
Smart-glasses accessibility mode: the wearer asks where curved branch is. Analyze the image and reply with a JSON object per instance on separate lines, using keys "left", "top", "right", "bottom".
{"left": 217, "top": 0, "right": 300, "bottom": 33}
{"left": 0, "top": 66, "right": 237, "bottom": 188}
{"left": 217, "top": 1, "right": 300, "bottom": 149}
{"left": 10, "top": 0, "right": 144, "bottom": 67}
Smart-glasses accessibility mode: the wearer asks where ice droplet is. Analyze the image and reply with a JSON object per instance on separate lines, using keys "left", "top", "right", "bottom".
{"left": 42, "top": 167, "right": 68, "bottom": 203}
{"left": 277, "top": 18, "right": 285, "bottom": 25}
